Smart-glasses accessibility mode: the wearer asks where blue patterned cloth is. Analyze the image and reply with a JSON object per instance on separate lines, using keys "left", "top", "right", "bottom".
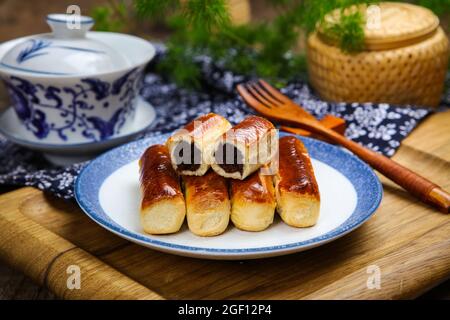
{"left": 0, "top": 44, "right": 443, "bottom": 199}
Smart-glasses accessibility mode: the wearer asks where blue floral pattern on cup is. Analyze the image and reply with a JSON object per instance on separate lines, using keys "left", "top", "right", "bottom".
{"left": 16, "top": 39, "right": 52, "bottom": 63}
{"left": 3, "top": 67, "right": 142, "bottom": 141}
{"left": 15, "top": 39, "right": 106, "bottom": 66}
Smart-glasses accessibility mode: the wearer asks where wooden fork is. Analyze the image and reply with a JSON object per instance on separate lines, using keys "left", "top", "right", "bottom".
{"left": 237, "top": 80, "right": 450, "bottom": 213}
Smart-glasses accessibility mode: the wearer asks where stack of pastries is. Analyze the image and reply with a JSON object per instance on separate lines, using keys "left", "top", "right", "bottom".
{"left": 139, "top": 113, "right": 320, "bottom": 236}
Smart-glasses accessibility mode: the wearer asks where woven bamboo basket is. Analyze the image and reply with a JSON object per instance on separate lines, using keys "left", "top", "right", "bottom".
{"left": 307, "top": 2, "right": 449, "bottom": 107}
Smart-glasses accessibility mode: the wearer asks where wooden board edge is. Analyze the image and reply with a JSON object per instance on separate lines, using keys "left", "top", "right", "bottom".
{"left": 0, "top": 187, "right": 163, "bottom": 300}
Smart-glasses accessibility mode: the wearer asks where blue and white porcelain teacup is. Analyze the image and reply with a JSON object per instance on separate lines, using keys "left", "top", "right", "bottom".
{"left": 0, "top": 14, "right": 155, "bottom": 144}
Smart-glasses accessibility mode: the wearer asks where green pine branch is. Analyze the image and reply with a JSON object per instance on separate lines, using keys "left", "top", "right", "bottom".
{"left": 91, "top": 0, "right": 450, "bottom": 88}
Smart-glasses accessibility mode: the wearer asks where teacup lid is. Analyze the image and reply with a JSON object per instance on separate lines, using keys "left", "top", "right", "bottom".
{"left": 0, "top": 14, "right": 130, "bottom": 76}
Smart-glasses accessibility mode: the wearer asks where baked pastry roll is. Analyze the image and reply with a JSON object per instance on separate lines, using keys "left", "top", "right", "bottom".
{"left": 139, "top": 144, "right": 186, "bottom": 234}
{"left": 212, "top": 115, "right": 278, "bottom": 180}
{"left": 275, "top": 136, "right": 320, "bottom": 227}
{"left": 166, "top": 113, "right": 232, "bottom": 176}
{"left": 183, "top": 170, "right": 231, "bottom": 236}
{"left": 230, "top": 168, "right": 276, "bottom": 231}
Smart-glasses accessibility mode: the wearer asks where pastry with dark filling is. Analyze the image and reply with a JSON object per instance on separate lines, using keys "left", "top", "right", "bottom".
{"left": 212, "top": 116, "right": 278, "bottom": 180}
{"left": 166, "top": 113, "right": 232, "bottom": 176}
{"left": 139, "top": 145, "right": 186, "bottom": 234}
{"left": 275, "top": 136, "right": 320, "bottom": 227}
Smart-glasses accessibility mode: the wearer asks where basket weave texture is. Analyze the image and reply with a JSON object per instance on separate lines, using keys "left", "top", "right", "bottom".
{"left": 307, "top": 2, "right": 449, "bottom": 107}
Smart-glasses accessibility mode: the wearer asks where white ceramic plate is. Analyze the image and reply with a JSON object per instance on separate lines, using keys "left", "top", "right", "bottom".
{"left": 75, "top": 132, "right": 382, "bottom": 260}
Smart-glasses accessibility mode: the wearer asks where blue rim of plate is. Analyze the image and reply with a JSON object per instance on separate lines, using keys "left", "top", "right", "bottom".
{"left": 75, "top": 132, "right": 383, "bottom": 256}
{"left": 0, "top": 97, "right": 156, "bottom": 149}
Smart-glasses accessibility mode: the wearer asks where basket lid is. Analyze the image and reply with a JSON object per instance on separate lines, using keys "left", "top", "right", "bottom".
{"left": 319, "top": 2, "right": 440, "bottom": 50}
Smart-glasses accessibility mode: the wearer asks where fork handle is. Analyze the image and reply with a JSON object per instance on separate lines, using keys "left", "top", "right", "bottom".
{"left": 291, "top": 121, "right": 450, "bottom": 213}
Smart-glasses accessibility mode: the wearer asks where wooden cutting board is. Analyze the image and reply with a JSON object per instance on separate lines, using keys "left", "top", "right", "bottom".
{"left": 0, "top": 111, "right": 449, "bottom": 300}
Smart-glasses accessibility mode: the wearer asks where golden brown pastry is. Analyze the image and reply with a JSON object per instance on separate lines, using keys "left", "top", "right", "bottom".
{"left": 139, "top": 144, "right": 186, "bottom": 234}
{"left": 230, "top": 168, "right": 276, "bottom": 231}
{"left": 183, "top": 170, "right": 231, "bottom": 236}
{"left": 212, "top": 116, "right": 278, "bottom": 180}
{"left": 275, "top": 136, "right": 320, "bottom": 227}
{"left": 166, "top": 113, "right": 232, "bottom": 176}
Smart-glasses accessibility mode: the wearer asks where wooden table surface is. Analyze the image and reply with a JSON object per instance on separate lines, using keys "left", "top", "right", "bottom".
{"left": 0, "top": 111, "right": 449, "bottom": 300}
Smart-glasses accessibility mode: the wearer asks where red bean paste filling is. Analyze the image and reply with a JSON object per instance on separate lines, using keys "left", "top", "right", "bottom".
{"left": 214, "top": 143, "right": 244, "bottom": 174}
{"left": 173, "top": 141, "right": 201, "bottom": 171}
